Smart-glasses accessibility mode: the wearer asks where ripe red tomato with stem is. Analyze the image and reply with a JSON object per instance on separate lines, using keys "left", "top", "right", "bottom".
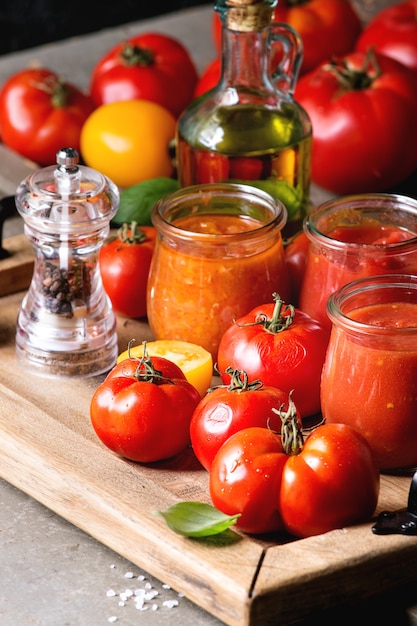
{"left": 107, "top": 340, "right": 188, "bottom": 382}
{"left": 217, "top": 293, "right": 329, "bottom": 418}
{"left": 295, "top": 49, "right": 417, "bottom": 194}
{"left": 99, "top": 222, "right": 156, "bottom": 319}
{"left": 278, "top": 420, "right": 380, "bottom": 538}
{"left": 0, "top": 67, "right": 95, "bottom": 165}
{"left": 356, "top": 0, "right": 417, "bottom": 73}
{"left": 209, "top": 398, "right": 380, "bottom": 537}
{"left": 90, "top": 343, "right": 201, "bottom": 463}
{"left": 90, "top": 32, "right": 198, "bottom": 117}
{"left": 190, "top": 366, "right": 289, "bottom": 471}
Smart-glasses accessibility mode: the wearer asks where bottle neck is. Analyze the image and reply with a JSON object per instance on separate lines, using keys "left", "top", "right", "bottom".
{"left": 219, "top": 22, "right": 277, "bottom": 102}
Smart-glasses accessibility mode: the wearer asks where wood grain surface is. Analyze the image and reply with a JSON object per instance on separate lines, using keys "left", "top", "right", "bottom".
{"left": 1, "top": 290, "right": 417, "bottom": 626}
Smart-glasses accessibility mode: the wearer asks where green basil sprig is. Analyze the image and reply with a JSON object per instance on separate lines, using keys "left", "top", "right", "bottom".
{"left": 155, "top": 501, "right": 240, "bottom": 537}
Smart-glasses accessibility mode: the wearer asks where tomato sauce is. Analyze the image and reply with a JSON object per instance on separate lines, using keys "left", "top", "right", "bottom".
{"left": 300, "top": 217, "right": 417, "bottom": 328}
{"left": 147, "top": 213, "right": 290, "bottom": 361}
{"left": 321, "top": 300, "right": 417, "bottom": 471}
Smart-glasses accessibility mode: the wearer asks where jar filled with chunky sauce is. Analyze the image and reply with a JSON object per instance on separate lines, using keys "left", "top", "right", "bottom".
{"left": 321, "top": 273, "right": 417, "bottom": 472}
{"left": 299, "top": 193, "right": 417, "bottom": 329}
{"left": 147, "top": 183, "right": 289, "bottom": 361}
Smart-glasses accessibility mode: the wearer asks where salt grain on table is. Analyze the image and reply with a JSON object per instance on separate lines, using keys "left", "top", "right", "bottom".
{"left": 106, "top": 565, "right": 181, "bottom": 622}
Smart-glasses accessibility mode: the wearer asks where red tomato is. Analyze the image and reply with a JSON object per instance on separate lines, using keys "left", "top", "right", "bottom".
{"left": 284, "top": 230, "right": 310, "bottom": 305}
{"left": 217, "top": 293, "right": 329, "bottom": 418}
{"left": 0, "top": 67, "right": 95, "bottom": 166}
{"left": 210, "top": 427, "right": 287, "bottom": 534}
{"left": 295, "top": 50, "right": 417, "bottom": 194}
{"left": 229, "top": 157, "right": 265, "bottom": 180}
{"left": 356, "top": 0, "right": 417, "bottom": 73}
{"left": 106, "top": 348, "right": 187, "bottom": 382}
{"left": 273, "top": 0, "right": 362, "bottom": 75}
{"left": 279, "top": 423, "right": 380, "bottom": 537}
{"left": 212, "top": 1, "right": 362, "bottom": 75}
{"left": 210, "top": 417, "right": 379, "bottom": 537}
{"left": 99, "top": 223, "right": 156, "bottom": 319}
{"left": 90, "top": 32, "right": 198, "bottom": 117}
{"left": 90, "top": 349, "right": 200, "bottom": 463}
{"left": 191, "top": 150, "right": 230, "bottom": 183}
{"left": 190, "top": 367, "right": 289, "bottom": 471}
{"left": 193, "top": 58, "right": 221, "bottom": 98}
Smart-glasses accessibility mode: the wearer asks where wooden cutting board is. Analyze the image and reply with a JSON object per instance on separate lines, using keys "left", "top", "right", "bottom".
{"left": 0, "top": 233, "right": 34, "bottom": 296}
{"left": 1, "top": 290, "right": 417, "bottom": 626}
{"left": 0, "top": 144, "right": 37, "bottom": 296}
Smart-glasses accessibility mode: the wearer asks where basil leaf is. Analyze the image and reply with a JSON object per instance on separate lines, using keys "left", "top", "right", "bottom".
{"left": 155, "top": 501, "right": 240, "bottom": 537}
{"left": 113, "top": 177, "right": 180, "bottom": 226}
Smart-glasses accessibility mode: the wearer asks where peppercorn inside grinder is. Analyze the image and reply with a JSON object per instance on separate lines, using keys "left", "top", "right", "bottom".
{"left": 15, "top": 148, "right": 120, "bottom": 378}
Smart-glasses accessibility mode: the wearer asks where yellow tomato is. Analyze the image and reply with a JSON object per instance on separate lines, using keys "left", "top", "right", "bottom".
{"left": 80, "top": 99, "right": 176, "bottom": 188}
{"left": 117, "top": 340, "right": 213, "bottom": 397}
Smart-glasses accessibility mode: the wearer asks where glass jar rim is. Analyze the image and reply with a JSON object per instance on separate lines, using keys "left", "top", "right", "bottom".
{"left": 151, "top": 182, "right": 287, "bottom": 244}
{"left": 327, "top": 273, "right": 417, "bottom": 335}
{"left": 304, "top": 193, "right": 417, "bottom": 252}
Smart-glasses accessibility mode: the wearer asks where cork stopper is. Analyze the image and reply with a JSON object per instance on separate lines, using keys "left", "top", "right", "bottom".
{"left": 216, "top": 0, "right": 276, "bottom": 31}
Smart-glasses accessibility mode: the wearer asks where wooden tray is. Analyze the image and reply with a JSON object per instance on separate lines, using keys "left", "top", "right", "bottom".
{"left": 0, "top": 233, "right": 34, "bottom": 296}
{"left": 1, "top": 290, "right": 417, "bottom": 626}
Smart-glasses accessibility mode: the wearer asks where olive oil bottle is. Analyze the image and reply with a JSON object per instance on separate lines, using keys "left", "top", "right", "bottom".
{"left": 176, "top": 0, "right": 312, "bottom": 236}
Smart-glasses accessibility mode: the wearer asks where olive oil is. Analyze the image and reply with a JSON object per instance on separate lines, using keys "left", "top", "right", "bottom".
{"left": 175, "top": 0, "right": 312, "bottom": 238}
{"left": 177, "top": 104, "right": 312, "bottom": 235}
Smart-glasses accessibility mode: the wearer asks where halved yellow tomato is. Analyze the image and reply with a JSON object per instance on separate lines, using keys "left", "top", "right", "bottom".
{"left": 117, "top": 340, "right": 213, "bottom": 397}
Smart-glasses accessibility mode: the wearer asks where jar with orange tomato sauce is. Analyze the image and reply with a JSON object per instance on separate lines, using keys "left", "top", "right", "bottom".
{"left": 321, "top": 273, "right": 417, "bottom": 472}
{"left": 299, "top": 194, "right": 417, "bottom": 329}
{"left": 146, "top": 183, "right": 289, "bottom": 361}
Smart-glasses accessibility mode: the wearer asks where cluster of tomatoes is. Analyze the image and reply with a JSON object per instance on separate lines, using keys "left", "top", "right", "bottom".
{"left": 90, "top": 287, "right": 380, "bottom": 540}
{"left": 0, "top": 32, "right": 199, "bottom": 188}
{"left": 1, "top": 0, "right": 417, "bottom": 196}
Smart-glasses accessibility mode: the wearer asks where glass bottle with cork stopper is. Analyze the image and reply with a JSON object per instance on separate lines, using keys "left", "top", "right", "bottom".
{"left": 15, "top": 147, "right": 120, "bottom": 378}
{"left": 176, "top": 0, "right": 312, "bottom": 237}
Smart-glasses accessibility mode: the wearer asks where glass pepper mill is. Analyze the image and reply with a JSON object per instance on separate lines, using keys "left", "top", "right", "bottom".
{"left": 176, "top": 0, "right": 312, "bottom": 237}
{"left": 15, "top": 147, "right": 120, "bottom": 378}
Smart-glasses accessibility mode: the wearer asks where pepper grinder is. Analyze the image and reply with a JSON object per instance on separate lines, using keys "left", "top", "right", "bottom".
{"left": 15, "top": 147, "right": 120, "bottom": 378}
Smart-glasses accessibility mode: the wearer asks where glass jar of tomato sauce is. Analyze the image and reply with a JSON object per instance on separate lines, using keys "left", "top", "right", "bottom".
{"left": 147, "top": 183, "right": 289, "bottom": 361}
{"left": 321, "top": 273, "right": 417, "bottom": 472}
{"left": 299, "top": 193, "right": 417, "bottom": 329}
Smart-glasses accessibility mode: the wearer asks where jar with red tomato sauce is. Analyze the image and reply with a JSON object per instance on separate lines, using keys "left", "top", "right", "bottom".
{"left": 299, "top": 194, "right": 417, "bottom": 329}
{"left": 321, "top": 273, "right": 417, "bottom": 472}
{"left": 147, "top": 183, "right": 289, "bottom": 361}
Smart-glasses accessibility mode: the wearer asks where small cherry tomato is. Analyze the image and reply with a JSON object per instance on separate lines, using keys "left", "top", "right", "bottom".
{"left": 190, "top": 368, "right": 289, "bottom": 471}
